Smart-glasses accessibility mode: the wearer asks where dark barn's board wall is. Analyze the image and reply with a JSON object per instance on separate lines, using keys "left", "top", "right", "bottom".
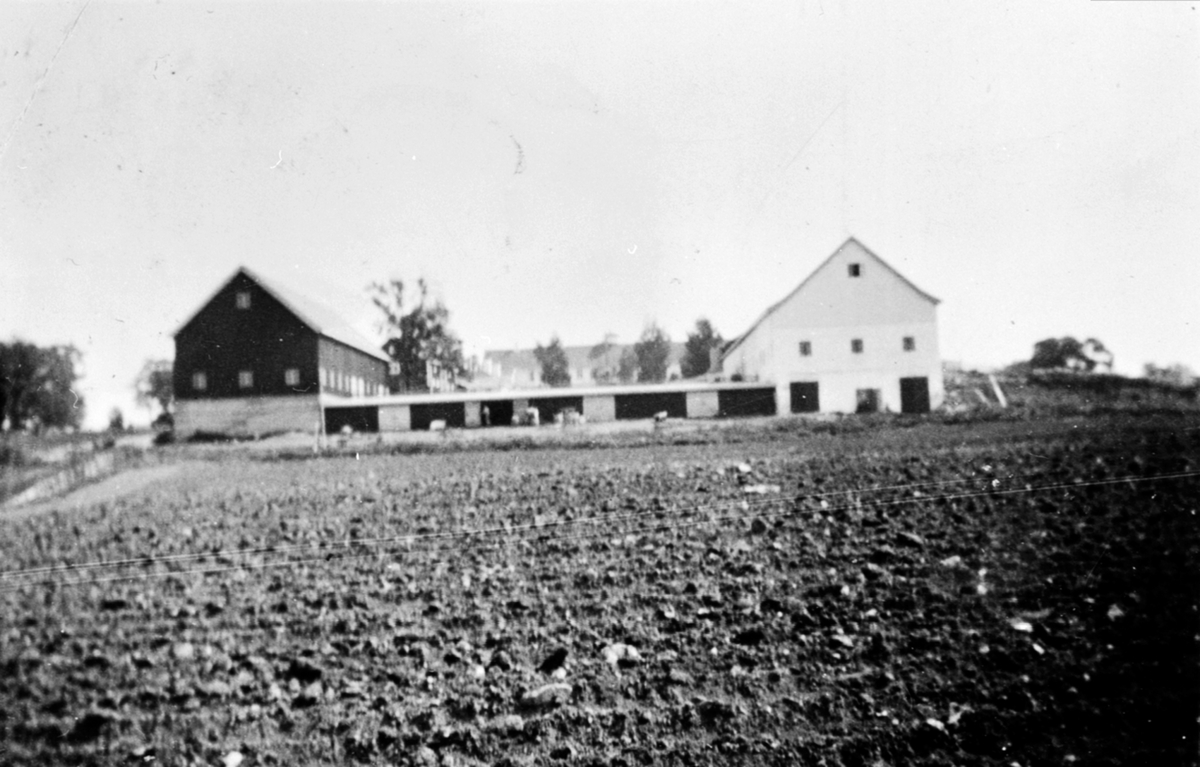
{"left": 175, "top": 273, "right": 320, "bottom": 400}
{"left": 718, "top": 387, "right": 777, "bottom": 417}
{"left": 615, "top": 391, "right": 687, "bottom": 420}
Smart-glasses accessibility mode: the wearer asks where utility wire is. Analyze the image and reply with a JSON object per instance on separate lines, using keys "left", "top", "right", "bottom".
{"left": 1, "top": 469, "right": 1193, "bottom": 592}
{"left": 0, "top": 467, "right": 1127, "bottom": 581}
{"left": 0, "top": 471, "right": 989, "bottom": 579}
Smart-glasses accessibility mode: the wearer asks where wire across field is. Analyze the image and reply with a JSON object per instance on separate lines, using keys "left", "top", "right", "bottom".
{"left": 0, "top": 414, "right": 1197, "bottom": 767}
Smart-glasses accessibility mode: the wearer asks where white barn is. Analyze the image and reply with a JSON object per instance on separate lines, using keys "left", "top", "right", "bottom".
{"left": 720, "top": 238, "right": 943, "bottom": 415}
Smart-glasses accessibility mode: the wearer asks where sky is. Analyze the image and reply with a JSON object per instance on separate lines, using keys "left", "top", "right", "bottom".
{"left": 2, "top": 0, "right": 1197, "bottom": 429}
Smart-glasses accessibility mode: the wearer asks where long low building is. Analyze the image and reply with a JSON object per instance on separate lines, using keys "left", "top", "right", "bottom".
{"left": 321, "top": 380, "right": 778, "bottom": 434}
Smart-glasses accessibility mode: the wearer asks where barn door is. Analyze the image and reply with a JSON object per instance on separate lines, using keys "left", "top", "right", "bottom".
{"left": 900, "top": 377, "right": 931, "bottom": 414}
{"left": 855, "top": 388, "right": 881, "bottom": 413}
{"left": 790, "top": 381, "right": 819, "bottom": 413}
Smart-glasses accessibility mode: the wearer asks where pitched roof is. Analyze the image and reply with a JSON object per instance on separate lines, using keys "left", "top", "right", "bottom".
{"left": 721, "top": 237, "right": 940, "bottom": 360}
{"left": 174, "top": 267, "right": 390, "bottom": 363}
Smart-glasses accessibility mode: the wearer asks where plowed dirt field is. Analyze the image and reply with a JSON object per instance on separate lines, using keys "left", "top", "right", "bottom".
{"left": 2, "top": 415, "right": 1197, "bottom": 766}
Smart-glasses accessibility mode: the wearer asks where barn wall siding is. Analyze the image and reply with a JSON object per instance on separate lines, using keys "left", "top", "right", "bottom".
{"left": 464, "top": 401, "right": 482, "bottom": 428}
{"left": 378, "top": 404, "right": 411, "bottom": 431}
{"left": 317, "top": 337, "right": 389, "bottom": 397}
{"left": 175, "top": 396, "right": 321, "bottom": 438}
{"left": 582, "top": 395, "right": 616, "bottom": 422}
{"left": 685, "top": 390, "right": 719, "bottom": 419}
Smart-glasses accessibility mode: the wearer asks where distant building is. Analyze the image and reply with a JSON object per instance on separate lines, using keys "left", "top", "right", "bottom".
{"left": 173, "top": 267, "right": 389, "bottom": 437}
{"left": 482, "top": 342, "right": 687, "bottom": 389}
{"left": 720, "top": 238, "right": 943, "bottom": 414}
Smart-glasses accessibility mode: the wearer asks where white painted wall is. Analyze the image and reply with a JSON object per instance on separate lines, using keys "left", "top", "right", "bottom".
{"left": 723, "top": 239, "right": 944, "bottom": 413}
{"left": 175, "top": 395, "right": 321, "bottom": 437}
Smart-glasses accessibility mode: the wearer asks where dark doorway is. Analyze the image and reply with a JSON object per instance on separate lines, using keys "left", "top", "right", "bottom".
{"left": 410, "top": 402, "right": 466, "bottom": 431}
{"left": 900, "top": 377, "right": 931, "bottom": 414}
{"left": 855, "top": 389, "right": 881, "bottom": 414}
{"left": 717, "top": 387, "right": 777, "bottom": 417}
{"left": 614, "top": 391, "right": 687, "bottom": 420}
{"left": 479, "top": 399, "right": 513, "bottom": 427}
{"left": 527, "top": 396, "right": 585, "bottom": 422}
{"left": 790, "top": 381, "right": 819, "bottom": 413}
{"left": 325, "top": 406, "right": 379, "bottom": 434}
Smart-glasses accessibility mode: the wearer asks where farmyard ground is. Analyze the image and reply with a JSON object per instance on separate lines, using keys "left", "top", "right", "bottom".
{"left": 1, "top": 415, "right": 1198, "bottom": 766}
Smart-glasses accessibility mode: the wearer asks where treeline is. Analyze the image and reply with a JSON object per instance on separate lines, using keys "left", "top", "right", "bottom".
{"left": 533, "top": 319, "right": 724, "bottom": 388}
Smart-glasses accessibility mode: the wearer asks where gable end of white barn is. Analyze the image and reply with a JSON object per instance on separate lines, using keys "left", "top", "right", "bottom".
{"left": 721, "top": 238, "right": 943, "bottom": 414}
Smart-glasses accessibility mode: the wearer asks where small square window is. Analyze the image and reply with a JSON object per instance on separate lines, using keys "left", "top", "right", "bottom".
{"left": 192, "top": 371, "right": 207, "bottom": 391}
{"left": 848, "top": 263, "right": 861, "bottom": 277}
{"left": 238, "top": 370, "right": 254, "bottom": 389}
{"left": 903, "top": 336, "right": 915, "bottom": 352}
{"left": 284, "top": 368, "right": 300, "bottom": 387}
{"left": 851, "top": 339, "right": 863, "bottom": 354}
{"left": 236, "top": 291, "right": 251, "bottom": 309}
{"left": 799, "top": 341, "right": 812, "bottom": 357}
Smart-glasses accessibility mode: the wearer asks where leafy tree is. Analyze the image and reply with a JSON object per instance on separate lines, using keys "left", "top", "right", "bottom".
{"left": 633, "top": 323, "right": 672, "bottom": 383}
{"left": 108, "top": 408, "right": 125, "bottom": 432}
{"left": 134, "top": 359, "right": 174, "bottom": 418}
{"left": 681, "top": 318, "right": 723, "bottom": 378}
{"left": 370, "top": 279, "right": 467, "bottom": 392}
{"left": 617, "top": 348, "right": 639, "bottom": 383}
{"left": 1031, "top": 337, "right": 1094, "bottom": 371}
{"left": 534, "top": 336, "right": 572, "bottom": 387}
{"left": 0, "top": 340, "right": 84, "bottom": 431}
{"left": 1144, "top": 363, "right": 1196, "bottom": 388}
{"left": 588, "top": 333, "right": 622, "bottom": 384}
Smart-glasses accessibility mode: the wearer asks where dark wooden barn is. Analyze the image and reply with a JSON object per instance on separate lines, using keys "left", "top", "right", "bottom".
{"left": 173, "top": 267, "right": 389, "bottom": 437}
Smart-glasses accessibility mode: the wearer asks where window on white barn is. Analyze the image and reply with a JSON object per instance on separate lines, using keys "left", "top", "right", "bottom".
{"left": 192, "top": 371, "right": 207, "bottom": 391}
{"left": 851, "top": 339, "right": 863, "bottom": 354}
{"left": 319, "top": 368, "right": 327, "bottom": 388}
{"left": 799, "top": 341, "right": 812, "bottom": 357}
{"left": 238, "top": 370, "right": 254, "bottom": 389}
{"left": 236, "top": 291, "right": 251, "bottom": 309}
{"left": 903, "top": 336, "right": 915, "bottom": 352}
{"left": 848, "top": 263, "right": 861, "bottom": 277}
{"left": 285, "top": 368, "right": 300, "bottom": 387}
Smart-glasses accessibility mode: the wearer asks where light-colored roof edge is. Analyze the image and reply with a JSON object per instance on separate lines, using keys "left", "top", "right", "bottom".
{"left": 173, "top": 266, "right": 390, "bottom": 363}
{"left": 720, "top": 237, "right": 940, "bottom": 360}
{"left": 243, "top": 267, "right": 390, "bottom": 363}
